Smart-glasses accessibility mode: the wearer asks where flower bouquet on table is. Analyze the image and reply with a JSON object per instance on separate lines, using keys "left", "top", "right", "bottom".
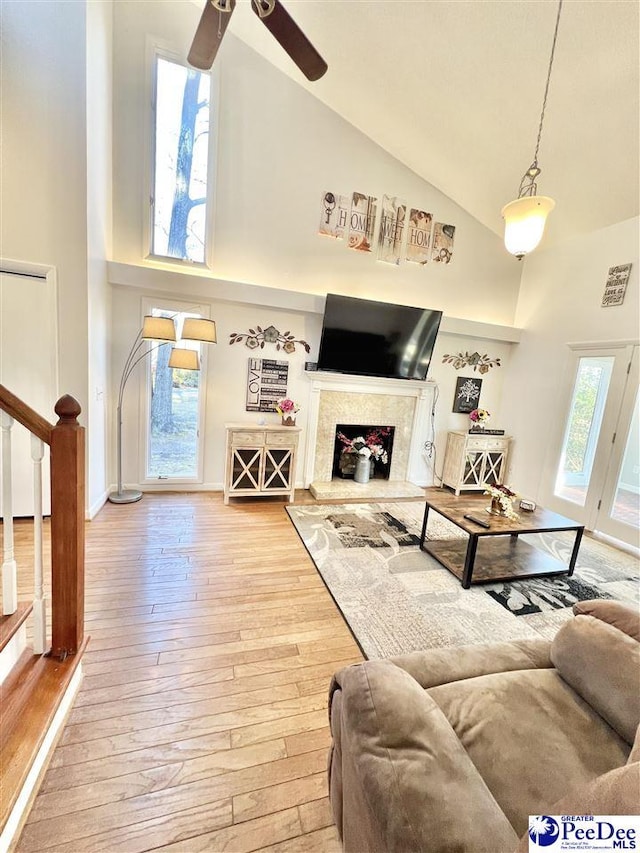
{"left": 484, "top": 484, "right": 519, "bottom": 520}
{"left": 275, "top": 398, "right": 299, "bottom": 426}
{"left": 469, "top": 408, "right": 491, "bottom": 431}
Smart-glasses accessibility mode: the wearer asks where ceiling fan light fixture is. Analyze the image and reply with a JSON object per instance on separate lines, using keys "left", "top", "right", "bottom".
{"left": 502, "top": 195, "right": 556, "bottom": 259}
{"left": 252, "top": 0, "right": 276, "bottom": 19}
{"left": 502, "top": 0, "right": 563, "bottom": 259}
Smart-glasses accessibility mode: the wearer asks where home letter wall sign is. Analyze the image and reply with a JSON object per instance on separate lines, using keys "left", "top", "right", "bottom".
{"left": 319, "top": 189, "right": 455, "bottom": 266}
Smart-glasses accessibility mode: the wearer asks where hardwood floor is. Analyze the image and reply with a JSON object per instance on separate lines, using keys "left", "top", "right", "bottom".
{"left": 15, "top": 492, "right": 362, "bottom": 852}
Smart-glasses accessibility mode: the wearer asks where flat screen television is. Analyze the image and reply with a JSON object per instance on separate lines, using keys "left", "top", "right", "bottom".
{"left": 316, "top": 294, "right": 442, "bottom": 381}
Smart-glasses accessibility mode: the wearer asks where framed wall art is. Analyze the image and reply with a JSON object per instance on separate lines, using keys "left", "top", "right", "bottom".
{"left": 246, "top": 358, "right": 289, "bottom": 412}
{"left": 453, "top": 376, "right": 482, "bottom": 413}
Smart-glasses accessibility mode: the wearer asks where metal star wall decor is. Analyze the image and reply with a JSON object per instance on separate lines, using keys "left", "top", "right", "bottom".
{"left": 229, "top": 324, "right": 310, "bottom": 354}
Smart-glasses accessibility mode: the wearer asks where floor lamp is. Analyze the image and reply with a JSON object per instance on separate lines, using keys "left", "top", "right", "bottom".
{"left": 109, "top": 315, "right": 217, "bottom": 505}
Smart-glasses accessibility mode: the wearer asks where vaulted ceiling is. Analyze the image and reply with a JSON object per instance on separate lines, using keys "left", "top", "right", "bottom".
{"left": 207, "top": 0, "right": 639, "bottom": 247}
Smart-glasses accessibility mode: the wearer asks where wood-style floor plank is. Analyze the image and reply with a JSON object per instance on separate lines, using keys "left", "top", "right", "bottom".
{"left": 15, "top": 491, "right": 362, "bottom": 852}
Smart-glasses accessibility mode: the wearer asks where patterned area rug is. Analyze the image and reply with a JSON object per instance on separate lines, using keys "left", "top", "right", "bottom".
{"left": 286, "top": 501, "right": 639, "bottom": 659}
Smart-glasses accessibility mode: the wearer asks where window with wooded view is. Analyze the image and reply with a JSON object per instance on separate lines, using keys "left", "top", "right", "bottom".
{"left": 151, "top": 56, "right": 211, "bottom": 263}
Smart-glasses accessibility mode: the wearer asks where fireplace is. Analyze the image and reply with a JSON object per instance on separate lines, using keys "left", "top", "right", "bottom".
{"left": 303, "top": 371, "right": 436, "bottom": 500}
{"left": 333, "top": 424, "right": 395, "bottom": 480}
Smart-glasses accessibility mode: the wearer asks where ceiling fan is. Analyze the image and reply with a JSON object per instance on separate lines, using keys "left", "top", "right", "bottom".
{"left": 188, "top": 0, "right": 328, "bottom": 81}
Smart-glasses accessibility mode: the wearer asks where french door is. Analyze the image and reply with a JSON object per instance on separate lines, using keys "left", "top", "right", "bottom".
{"left": 545, "top": 344, "right": 639, "bottom": 549}
{"left": 141, "top": 302, "right": 208, "bottom": 486}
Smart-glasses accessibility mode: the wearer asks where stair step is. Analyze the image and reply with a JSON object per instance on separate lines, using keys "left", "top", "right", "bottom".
{"left": 0, "top": 603, "right": 32, "bottom": 654}
{"left": 0, "top": 640, "right": 87, "bottom": 840}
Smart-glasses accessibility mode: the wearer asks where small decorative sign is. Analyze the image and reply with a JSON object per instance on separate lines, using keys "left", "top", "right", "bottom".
{"left": 377, "top": 195, "right": 406, "bottom": 265}
{"left": 406, "top": 209, "right": 433, "bottom": 265}
{"left": 319, "top": 191, "right": 349, "bottom": 239}
{"left": 246, "top": 358, "right": 289, "bottom": 413}
{"left": 602, "top": 263, "right": 632, "bottom": 307}
{"left": 453, "top": 377, "right": 482, "bottom": 413}
{"left": 347, "top": 192, "right": 378, "bottom": 252}
{"left": 431, "top": 223, "right": 455, "bottom": 263}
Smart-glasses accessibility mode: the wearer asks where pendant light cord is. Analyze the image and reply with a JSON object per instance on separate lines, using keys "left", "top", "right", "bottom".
{"left": 532, "top": 0, "right": 563, "bottom": 168}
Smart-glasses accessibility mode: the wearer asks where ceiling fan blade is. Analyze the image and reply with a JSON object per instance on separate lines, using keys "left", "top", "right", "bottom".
{"left": 188, "top": 0, "right": 236, "bottom": 71}
{"left": 252, "top": 0, "right": 327, "bottom": 81}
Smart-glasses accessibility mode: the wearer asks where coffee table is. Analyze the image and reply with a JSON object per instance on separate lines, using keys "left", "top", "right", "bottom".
{"left": 419, "top": 488, "right": 585, "bottom": 589}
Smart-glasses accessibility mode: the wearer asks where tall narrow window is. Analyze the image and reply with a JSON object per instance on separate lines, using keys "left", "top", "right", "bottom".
{"left": 151, "top": 56, "right": 211, "bottom": 263}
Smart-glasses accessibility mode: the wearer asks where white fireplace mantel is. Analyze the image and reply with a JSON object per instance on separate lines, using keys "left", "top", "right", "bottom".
{"left": 303, "top": 370, "right": 436, "bottom": 490}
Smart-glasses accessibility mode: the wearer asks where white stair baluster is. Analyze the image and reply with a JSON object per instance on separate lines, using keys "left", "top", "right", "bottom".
{"left": 31, "top": 435, "right": 46, "bottom": 654}
{"left": 1, "top": 411, "right": 18, "bottom": 615}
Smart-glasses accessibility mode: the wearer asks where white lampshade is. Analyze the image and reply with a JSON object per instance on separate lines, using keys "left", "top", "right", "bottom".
{"left": 501, "top": 195, "right": 556, "bottom": 259}
{"left": 181, "top": 317, "right": 217, "bottom": 343}
{"left": 168, "top": 348, "right": 200, "bottom": 371}
{"left": 142, "top": 315, "right": 176, "bottom": 341}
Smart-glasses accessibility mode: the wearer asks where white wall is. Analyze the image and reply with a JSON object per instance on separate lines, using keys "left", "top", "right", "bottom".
{"left": 501, "top": 216, "right": 640, "bottom": 500}
{"left": 111, "top": 276, "right": 515, "bottom": 491}
{"left": 112, "top": 2, "right": 523, "bottom": 327}
{"left": 0, "top": 0, "right": 89, "bottom": 415}
{"left": 86, "top": 0, "right": 114, "bottom": 515}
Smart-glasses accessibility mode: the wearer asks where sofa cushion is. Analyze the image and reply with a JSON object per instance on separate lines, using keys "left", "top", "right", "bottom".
{"left": 514, "top": 762, "right": 640, "bottom": 853}
{"left": 428, "top": 668, "right": 630, "bottom": 837}
{"left": 331, "top": 660, "right": 519, "bottom": 853}
{"left": 551, "top": 606, "right": 640, "bottom": 744}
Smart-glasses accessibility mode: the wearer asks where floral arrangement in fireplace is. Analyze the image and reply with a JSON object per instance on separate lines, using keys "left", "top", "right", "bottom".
{"left": 337, "top": 428, "right": 391, "bottom": 463}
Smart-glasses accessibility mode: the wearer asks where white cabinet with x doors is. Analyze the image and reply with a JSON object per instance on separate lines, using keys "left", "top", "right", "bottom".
{"left": 441, "top": 430, "right": 512, "bottom": 495}
{"left": 224, "top": 424, "right": 301, "bottom": 504}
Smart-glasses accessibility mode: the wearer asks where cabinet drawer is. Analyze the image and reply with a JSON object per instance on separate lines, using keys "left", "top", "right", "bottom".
{"left": 267, "top": 433, "right": 298, "bottom": 447}
{"left": 466, "top": 438, "right": 508, "bottom": 450}
{"left": 230, "top": 431, "right": 265, "bottom": 446}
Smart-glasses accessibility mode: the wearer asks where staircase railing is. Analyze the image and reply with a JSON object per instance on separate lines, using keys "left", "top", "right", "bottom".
{"left": 0, "top": 385, "right": 85, "bottom": 659}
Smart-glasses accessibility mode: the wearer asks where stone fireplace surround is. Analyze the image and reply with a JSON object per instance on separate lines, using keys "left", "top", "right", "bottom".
{"left": 304, "top": 371, "right": 435, "bottom": 500}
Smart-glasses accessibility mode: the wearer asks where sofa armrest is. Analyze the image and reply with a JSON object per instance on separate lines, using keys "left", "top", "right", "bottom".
{"left": 552, "top": 602, "right": 640, "bottom": 745}
{"left": 573, "top": 599, "right": 640, "bottom": 641}
{"left": 388, "top": 638, "right": 552, "bottom": 690}
{"left": 329, "top": 660, "right": 519, "bottom": 853}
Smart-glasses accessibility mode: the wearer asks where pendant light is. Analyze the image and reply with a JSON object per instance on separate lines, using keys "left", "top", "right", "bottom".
{"left": 502, "top": 0, "right": 563, "bottom": 259}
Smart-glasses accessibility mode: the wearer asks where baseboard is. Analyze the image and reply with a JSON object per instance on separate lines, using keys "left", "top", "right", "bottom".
{"left": 86, "top": 489, "right": 109, "bottom": 520}
{"left": 592, "top": 531, "right": 640, "bottom": 558}
{"left": 132, "top": 482, "right": 224, "bottom": 493}
{"left": 0, "top": 664, "right": 83, "bottom": 853}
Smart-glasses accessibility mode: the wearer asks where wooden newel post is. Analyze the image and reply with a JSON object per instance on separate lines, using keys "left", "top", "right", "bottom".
{"left": 50, "top": 395, "right": 85, "bottom": 659}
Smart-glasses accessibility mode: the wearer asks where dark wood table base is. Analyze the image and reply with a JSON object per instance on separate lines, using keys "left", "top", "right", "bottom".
{"left": 419, "top": 491, "right": 585, "bottom": 589}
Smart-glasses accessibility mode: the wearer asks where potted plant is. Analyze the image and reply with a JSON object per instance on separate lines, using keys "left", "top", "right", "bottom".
{"left": 276, "top": 398, "right": 299, "bottom": 426}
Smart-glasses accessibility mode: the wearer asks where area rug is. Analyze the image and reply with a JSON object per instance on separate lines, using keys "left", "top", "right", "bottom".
{"left": 286, "top": 501, "right": 639, "bottom": 659}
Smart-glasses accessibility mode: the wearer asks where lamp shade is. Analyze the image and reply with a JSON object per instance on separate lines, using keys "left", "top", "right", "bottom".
{"left": 168, "top": 348, "right": 200, "bottom": 371}
{"left": 501, "top": 195, "right": 556, "bottom": 259}
{"left": 142, "top": 315, "right": 176, "bottom": 341}
{"left": 182, "top": 317, "right": 217, "bottom": 343}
